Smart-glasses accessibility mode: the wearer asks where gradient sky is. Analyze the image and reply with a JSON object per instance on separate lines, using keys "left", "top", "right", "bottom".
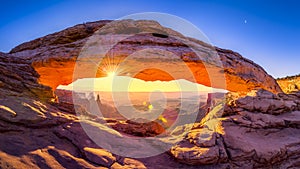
{"left": 0, "top": 0, "right": 299, "bottom": 78}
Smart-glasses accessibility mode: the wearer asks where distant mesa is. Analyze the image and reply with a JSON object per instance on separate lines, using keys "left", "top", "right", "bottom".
{"left": 277, "top": 74, "right": 300, "bottom": 93}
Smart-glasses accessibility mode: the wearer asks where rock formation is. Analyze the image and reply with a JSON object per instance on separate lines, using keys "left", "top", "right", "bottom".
{"left": 1, "top": 20, "right": 299, "bottom": 169}
{"left": 9, "top": 20, "right": 281, "bottom": 94}
{"left": 277, "top": 74, "right": 300, "bottom": 93}
{"left": 171, "top": 89, "right": 300, "bottom": 168}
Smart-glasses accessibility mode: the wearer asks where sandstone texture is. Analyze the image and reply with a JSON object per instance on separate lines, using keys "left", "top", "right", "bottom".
{"left": 0, "top": 20, "right": 298, "bottom": 169}
{"left": 170, "top": 89, "right": 300, "bottom": 168}
{"left": 9, "top": 20, "right": 281, "bottom": 94}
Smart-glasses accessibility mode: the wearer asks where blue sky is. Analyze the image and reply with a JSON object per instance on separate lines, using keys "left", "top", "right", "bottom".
{"left": 0, "top": 0, "right": 299, "bottom": 78}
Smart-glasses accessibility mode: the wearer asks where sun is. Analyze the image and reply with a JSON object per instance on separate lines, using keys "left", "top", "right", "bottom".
{"left": 107, "top": 71, "right": 116, "bottom": 78}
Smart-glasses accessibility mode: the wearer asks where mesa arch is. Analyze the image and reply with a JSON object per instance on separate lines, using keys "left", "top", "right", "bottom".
{"left": 8, "top": 20, "right": 282, "bottom": 99}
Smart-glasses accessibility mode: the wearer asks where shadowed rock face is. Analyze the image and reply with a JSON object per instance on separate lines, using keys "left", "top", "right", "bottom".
{"left": 9, "top": 20, "right": 281, "bottom": 94}
{"left": 0, "top": 52, "right": 53, "bottom": 100}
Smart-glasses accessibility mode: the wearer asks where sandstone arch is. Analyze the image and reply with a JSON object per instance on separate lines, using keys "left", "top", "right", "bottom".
{"left": 8, "top": 20, "right": 281, "bottom": 100}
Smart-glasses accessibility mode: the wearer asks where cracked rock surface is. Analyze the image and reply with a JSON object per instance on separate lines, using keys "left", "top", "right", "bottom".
{"left": 170, "top": 89, "right": 300, "bottom": 168}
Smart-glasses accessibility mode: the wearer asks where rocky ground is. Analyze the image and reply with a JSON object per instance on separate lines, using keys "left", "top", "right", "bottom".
{"left": 171, "top": 89, "right": 300, "bottom": 168}
{"left": 0, "top": 20, "right": 299, "bottom": 169}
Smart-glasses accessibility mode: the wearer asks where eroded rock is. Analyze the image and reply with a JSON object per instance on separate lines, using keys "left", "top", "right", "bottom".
{"left": 169, "top": 90, "right": 300, "bottom": 168}
{"left": 9, "top": 20, "right": 281, "bottom": 94}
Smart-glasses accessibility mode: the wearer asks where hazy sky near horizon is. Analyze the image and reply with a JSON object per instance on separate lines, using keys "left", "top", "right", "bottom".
{"left": 0, "top": 0, "right": 299, "bottom": 78}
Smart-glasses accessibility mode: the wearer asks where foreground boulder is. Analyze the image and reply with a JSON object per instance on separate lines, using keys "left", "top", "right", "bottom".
{"left": 170, "top": 89, "right": 300, "bottom": 168}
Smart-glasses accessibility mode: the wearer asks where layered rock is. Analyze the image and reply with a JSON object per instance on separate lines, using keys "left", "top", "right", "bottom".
{"left": 0, "top": 52, "right": 53, "bottom": 100}
{"left": 170, "top": 89, "right": 300, "bottom": 168}
{"left": 9, "top": 20, "right": 281, "bottom": 94}
{"left": 0, "top": 52, "right": 165, "bottom": 168}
